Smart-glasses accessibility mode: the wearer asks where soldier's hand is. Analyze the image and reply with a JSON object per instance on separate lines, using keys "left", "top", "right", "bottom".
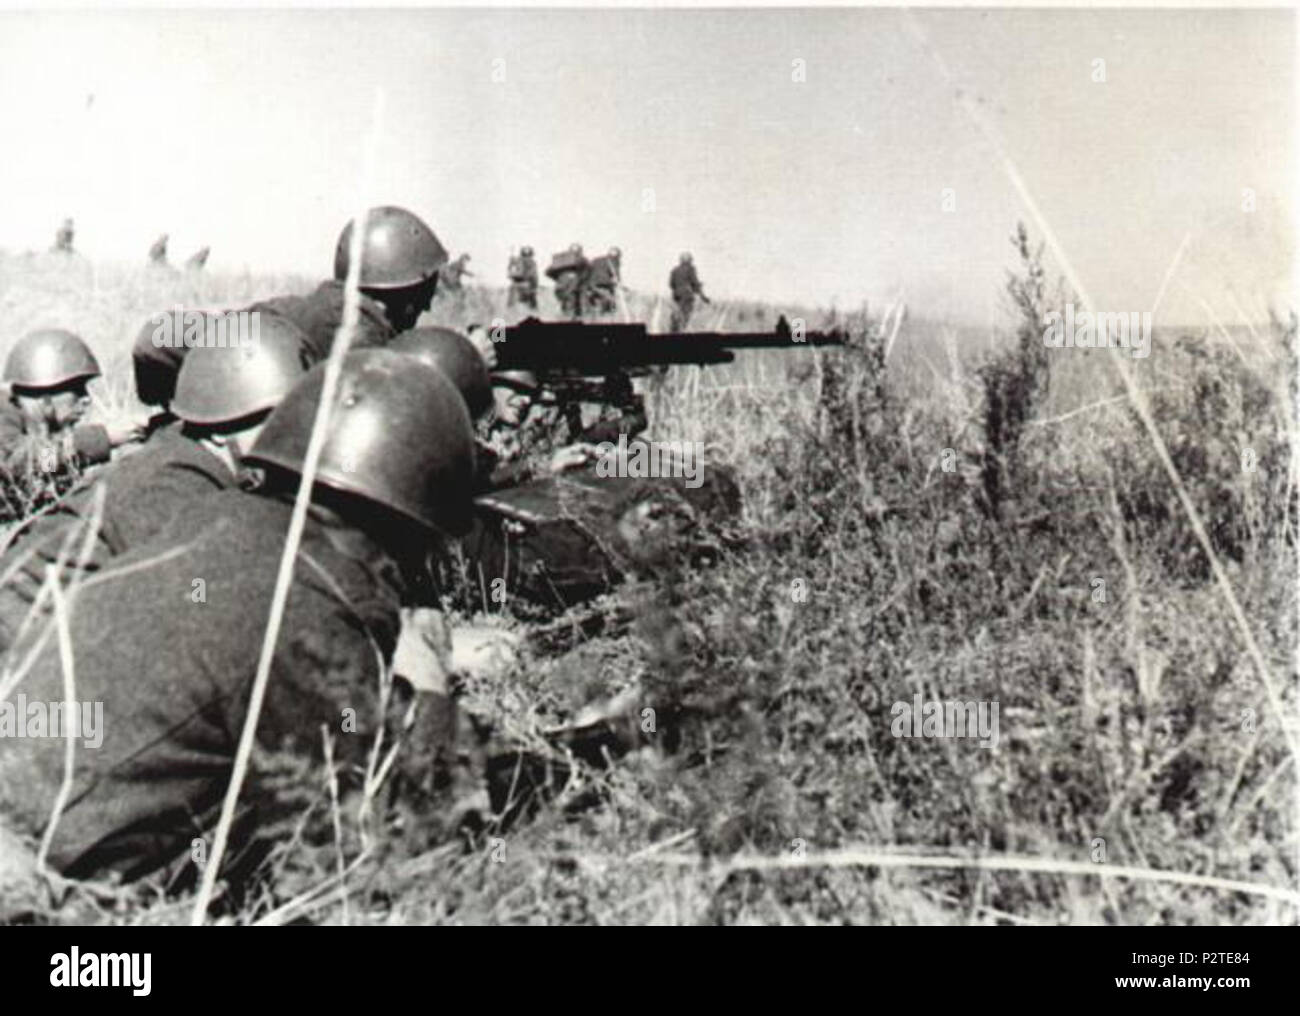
{"left": 547, "top": 443, "right": 600, "bottom": 473}
{"left": 105, "top": 422, "right": 147, "bottom": 448}
{"left": 101, "top": 404, "right": 152, "bottom": 447}
{"left": 450, "top": 626, "right": 521, "bottom": 680}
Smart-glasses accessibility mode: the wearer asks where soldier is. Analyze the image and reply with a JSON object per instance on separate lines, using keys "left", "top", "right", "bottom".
{"left": 185, "top": 246, "right": 211, "bottom": 271}
{"left": 0, "top": 317, "right": 312, "bottom": 649}
{"left": 0, "top": 349, "right": 501, "bottom": 886}
{"left": 132, "top": 205, "right": 448, "bottom": 410}
{"left": 440, "top": 253, "right": 474, "bottom": 293}
{"left": 50, "top": 218, "right": 75, "bottom": 255}
{"left": 585, "top": 246, "right": 623, "bottom": 316}
{"left": 388, "top": 327, "right": 492, "bottom": 421}
{"left": 669, "top": 251, "right": 709, "bottom": 330}
{"left": 547, "top": 244, "right": 589, "bottom": 319}
{"left": 566, "top": 371, "right": 648, "bottom": 446}
{"left": 507, "top": 246, "right": 539, "bottom": 310}
{"left": 476, "top": 370, "right": 598, "bottom": 490}
{"left": 0, "top": 329, "right": 144, "bottom": 482}
{"left": 148, "top": 233, "right": 169, "bottom": 267}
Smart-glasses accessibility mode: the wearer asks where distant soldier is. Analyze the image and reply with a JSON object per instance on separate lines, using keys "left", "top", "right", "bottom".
{"left": 185, "top": 246, "right": 211, "bottom": 271}
{"left": 507, "top": 246, "right": 539, "bottom": 310}
{"left": 0, "top": 330, "right": 144, "bottom": 485}
{"left": 50, "top": 218, "right": 75, "bottom": 254}
{"left": 148, "top": 233, "right": 169, "bottom": 267}
{"left": 0, "top": 350, "right": 501, "bottom": 887}
{"left": 585, "top": 246, "right": 623, "bottom": 316}
{"left": 0, "top": 318, "right": 311, "bottom": 649}
{"left": 132, "top": 205, "right": 448, "bottom": 409}
{"left": 669, "top": 251, "right": 708, "bottom": 330}
{"left": 547, "top": 244, "right": 589, "bottom": 319}
{"left": 441, "top": 253, "right": 474, "bottom": 292}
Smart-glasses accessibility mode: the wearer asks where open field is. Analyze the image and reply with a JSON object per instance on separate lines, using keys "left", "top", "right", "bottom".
{"left": 1, "top": 238, "right": 1296, "bottom": 926}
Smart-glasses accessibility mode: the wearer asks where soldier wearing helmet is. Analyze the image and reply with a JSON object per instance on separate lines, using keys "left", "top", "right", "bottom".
{"left": 507, "top": 246, "right": 539, "bottom": 310}
{"left": 585, "top": 246, "right": 624, "bottom": 316}
{"left": 0, "top": 329, "right": 144, "bottom": 485}
{"left": 388, "top": 326, "right": 493, "bottom": 421}
{"left": 546, "top": 244, "right": 590, "bottom": 319}
{"left": 0, "top": 317, "right": 313, "bottom": 650}
{"left": 669, "top": 251, "right": 708, "bottom": 330}
{"left": 132, "top": 206, "right": 449, "bottom": 411}
{"left": 440, "top": 253, "right": 474, "bottom": 294}
{"left": 0, "top": 349, "right": 515, "bottom": 886}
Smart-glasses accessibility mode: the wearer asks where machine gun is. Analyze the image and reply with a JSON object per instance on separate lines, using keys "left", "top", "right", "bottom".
{"left": 492, "top": 314, "right": 847, "bottom": 376}
{"left": 490, "top": 314, "right": 848, "bottom": 441}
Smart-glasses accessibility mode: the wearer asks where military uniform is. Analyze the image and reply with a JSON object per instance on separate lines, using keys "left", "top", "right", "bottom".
{"left": 0, "top": 488, "right": 405, "bottom": 881}
{"left": 669, "top": 260, "right": 705, "bottom": 330}
{"left": 440, "top": 255, "right": 473, "bottom": 293}
{"left": 585, "top": 255, "right": 621, "bottom": 315}
{"left": 0, "top": 422, "right": 236, "bottom": 649}
{"left": 133, "top": 281, "right": 394, "bottom": 408}
{"left": 507, "top": 252, "right": 539, "bottom": 310}
{"left": 51, "top": 220, "right": 75, "bottom": 254}
{"left": 547, "top": 250, "right": 590, "bottom": 319}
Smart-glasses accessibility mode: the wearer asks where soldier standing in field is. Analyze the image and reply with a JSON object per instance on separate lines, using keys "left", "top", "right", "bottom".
{"left": 585, "top": 246, "right": 623, "bottom": 316}
{"left": 132, "top": 205, "right": 448, "bottom": 409}
{"left": 0, "top": 349, "right": 516, "bottom": 888}
{"left": 669, "top": 251, "right": 708, "bottom": 330}
{"left": 507, "top": 246, "right": 539, "bottom": 310}
{"left": 547, "top": 244, "right": 589, "bottom": 319}
{"left": 441, "top": 253, "right": 474, "bottom": 293}
{"left": 50, "top": 218, "right": 75, "bottom": 254}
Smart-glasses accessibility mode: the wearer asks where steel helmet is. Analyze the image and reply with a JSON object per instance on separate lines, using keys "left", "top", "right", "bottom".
{"left": 490, "top": 369, "right": 540, "bottom": 395}
{"left": 170, "top": 315, "right": 312, "bottom": 427}
{"left": 4, "top": 329, "right": 101, "bottom": 389}
{"left": 521, "top": 246, "right": 534, "bottom": 256}
{"left": 388, "top": 327, "right": 492, "bottom": 421}
{"left": 245, "top": 349, "right": 476, "bottom": 536}
{"left": 680, "top": 252, "right": 693, "bottom": 264}
{"left": 333, "top": 206, "right": 448, "bottom": 290}
{"left": 609, "top": 246, "right": 621, "bottom": 258}
{"left": 569, "top": 243, "right": 583, "bottom": 255}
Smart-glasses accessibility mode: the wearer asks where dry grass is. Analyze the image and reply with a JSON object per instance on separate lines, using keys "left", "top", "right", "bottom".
{"left": 0, "top": 240, "right": 1295, "bottom": 926}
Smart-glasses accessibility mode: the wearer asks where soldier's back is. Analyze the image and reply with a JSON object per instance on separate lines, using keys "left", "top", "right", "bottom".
{"left": 0, "top": 487, "right": 404, "bottom": 880}
{"left": 249, "top": 279, "right": 395, "bottom": 364}
{"left": 0, "top": 424, "right": 235, "bottom": 648}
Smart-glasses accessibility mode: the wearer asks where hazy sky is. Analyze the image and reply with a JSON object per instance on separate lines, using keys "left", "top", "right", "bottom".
{"left": 0, "top": 8, "right": 1291, "bottom": 325}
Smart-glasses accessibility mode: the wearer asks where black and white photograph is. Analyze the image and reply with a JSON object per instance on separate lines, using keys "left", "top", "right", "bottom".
{"left": 0, "top": 1, "right": 1294, "bottom": 948}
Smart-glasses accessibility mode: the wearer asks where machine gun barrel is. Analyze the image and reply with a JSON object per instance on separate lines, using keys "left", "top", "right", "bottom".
{"left": 493, "top": 315, "right": 846, "bottom": 375}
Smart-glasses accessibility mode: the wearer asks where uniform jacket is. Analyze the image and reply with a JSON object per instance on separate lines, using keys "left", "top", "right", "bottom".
{"left": 587, "top": 256, "right": 621, "bottom": 289}
{"left": 0, "top": 423, "right": 236, "bottom": 648}
{"left": 132, "top": 281, "right": 395, "bottom": 406}
{"left": 669, "top": 262, "right": 703, "bottom": 299}
{"left": 0, "top": 488, "right": 405, "bottom": 880}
